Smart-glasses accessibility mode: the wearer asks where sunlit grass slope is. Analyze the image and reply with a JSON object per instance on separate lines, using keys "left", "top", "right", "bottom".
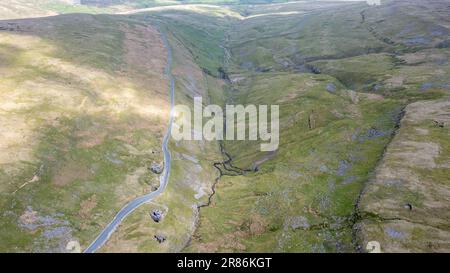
{"left": 0, "top": 14, "right": 170, "bottom": 252}
{"left": 97, "top": 8, "right": 230, "bottom": 252}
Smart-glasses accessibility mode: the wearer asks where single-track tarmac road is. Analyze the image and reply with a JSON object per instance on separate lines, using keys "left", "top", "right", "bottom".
{"left": 84, "top": 30, "right": 175, "bottom": 253}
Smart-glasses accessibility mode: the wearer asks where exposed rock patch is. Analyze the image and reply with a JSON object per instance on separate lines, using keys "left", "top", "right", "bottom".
{"left": 149, "top": 162, "right": 163, "bottom": 174}
{"left": 150, "top": 209, "right": 163, "bottom": 223}
{"left": 154, "top": 234, "right": 166, "bottom": 243}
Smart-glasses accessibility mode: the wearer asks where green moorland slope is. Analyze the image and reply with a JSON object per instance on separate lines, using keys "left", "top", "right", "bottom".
{"left": 358, "top": 99, "right": 450, "bottom": 252}
{"left": 0, "top": 13, "right": 177, "bottom": 252}
{"left": 0, "top": 0, "right": 448, "bottom": 253}
{"left": 99, "top": 6, "right": 234, "bottom": 252}
{"left": 92, "top": 0, "right": 450, "bottom": 253}
{"left": 183, "top": 0, "right": 450, "bottom": 252}
{"left": 0, "top": 4, "right": 228, "bottom": 253}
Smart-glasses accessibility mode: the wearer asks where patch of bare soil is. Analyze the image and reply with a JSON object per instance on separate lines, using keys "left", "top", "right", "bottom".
{"left": 79, "top": 195, "right": 97, "bottom": 220}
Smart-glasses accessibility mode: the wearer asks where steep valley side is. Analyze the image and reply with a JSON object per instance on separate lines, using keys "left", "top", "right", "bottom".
{"left": 0, "top": 0, "right": 449, "bottom": 253}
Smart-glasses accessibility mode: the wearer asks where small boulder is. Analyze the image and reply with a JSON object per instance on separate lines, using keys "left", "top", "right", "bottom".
{"left": 326, "top": 83, "right": 336, "bottom": 93}
{"left": 313, "top": 68, "right": 321, "bottom": 74}
{"left": 308, "top": 65, "right": 321, "bottom": 74}
{"left": 288, "top": 216, "right": 310, "bottom": 230}
{"left": 404, "top": 203, "right": 413, "bottom": 210}
{"left": 154, "top": 234, "right": 166, "bottom": 243}
{"left": 372, "top": 83, "right": 383, "bottom": 91}
{"left": 149, "top": 162, "right": 163, "bottom": 174}
{"left": 319, "top": 165, "right": 329, "bottom": 173}
{"left": 150, "top": 210, "right": 163, "bottom": 222}
{"left": 433, "top": 120, "right": 445, "bottom": 128}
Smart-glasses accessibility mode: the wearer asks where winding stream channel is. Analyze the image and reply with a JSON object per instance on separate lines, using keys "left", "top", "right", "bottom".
{"left": 84, "top": 30, "right": 175, "bottom": 253}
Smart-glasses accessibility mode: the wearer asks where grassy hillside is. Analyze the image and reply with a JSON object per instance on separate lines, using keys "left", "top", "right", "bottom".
{"left": 357, "top": 99, "right": 450, "bottom": 252}
{"left": 188, "top": 73, "right": 401, "bottom": 252}
{"left": 183, "top": 0, "right": 450, "bottom": 252}
{"left": 0, "top": 14, "right": 171, "bottom": 252}
{"left": 92, "top": 7, "right": 231, "bottom": 252}
{"left": 0, "top": 0, "right": 448, "bottom": 253}
{"left": 0, "top": 0, "right": 57, "bottom": 19}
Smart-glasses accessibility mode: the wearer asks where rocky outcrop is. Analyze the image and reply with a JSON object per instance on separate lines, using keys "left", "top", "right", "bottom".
{"left": 149, "top": 162, "right": 163, "bottom": 174}
{"left": 154, "top": 234, "right": 166, "bottom": 244}
{"left": 150, "top": 210, "right": 163, "bottom": 223}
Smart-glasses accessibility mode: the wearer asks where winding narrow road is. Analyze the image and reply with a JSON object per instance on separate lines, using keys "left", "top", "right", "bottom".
{"left": 84, "top": 30, "right": 175, "bottom": 253}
